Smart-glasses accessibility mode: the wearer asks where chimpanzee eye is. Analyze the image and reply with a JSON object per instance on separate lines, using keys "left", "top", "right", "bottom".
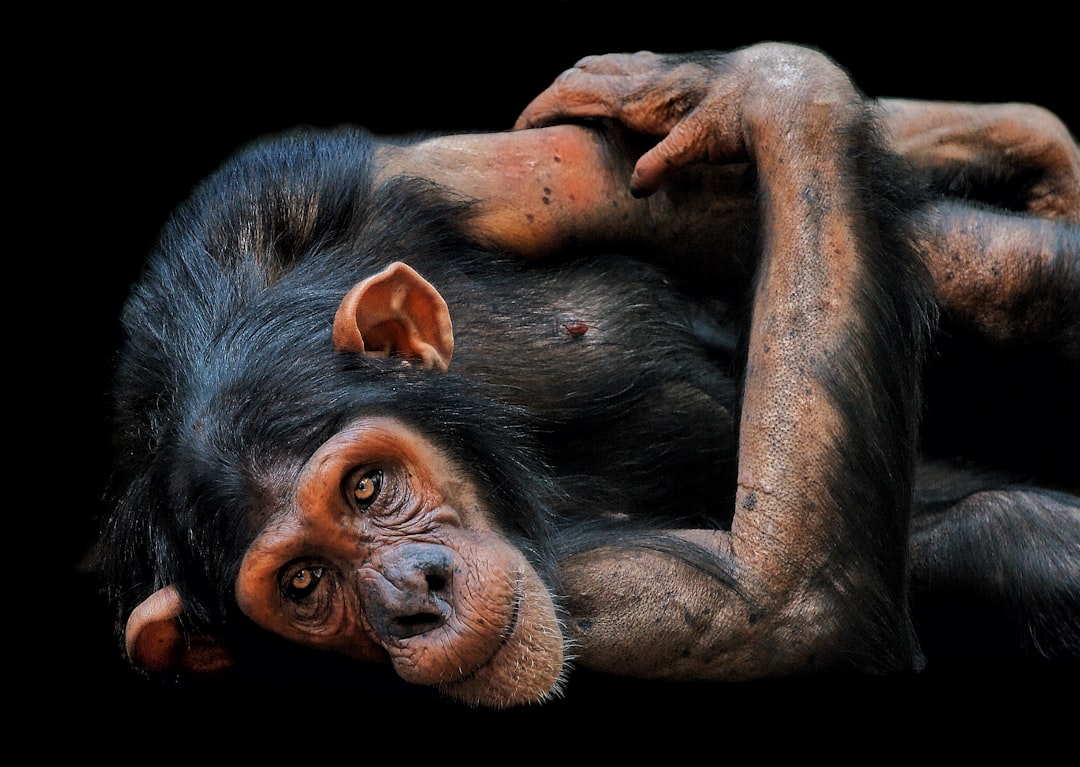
{"left": 346, "top": 468, "right": 384, "bottom": 511}
{"left": 283, "top": 565, "right": 324, "bottom": 601}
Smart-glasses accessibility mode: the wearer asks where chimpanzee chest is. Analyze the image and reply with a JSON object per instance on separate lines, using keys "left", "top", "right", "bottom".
{"left": 530, "top": 302, "right": 740, "bottom": 523}
{"left": 447, "top": 256, "right": 742, "bottom": 521}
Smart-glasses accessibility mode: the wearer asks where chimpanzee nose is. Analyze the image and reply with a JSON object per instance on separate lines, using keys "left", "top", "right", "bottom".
{"left": 360, "top": 542, "right": 455, "bottom": 641}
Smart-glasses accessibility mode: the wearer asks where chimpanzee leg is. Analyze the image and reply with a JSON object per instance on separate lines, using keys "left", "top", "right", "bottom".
{"left": 910, "top": 483, "right": 1080, "bottom": 660}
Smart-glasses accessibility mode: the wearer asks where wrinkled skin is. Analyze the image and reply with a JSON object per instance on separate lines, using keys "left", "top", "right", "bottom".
{"left": 235, "top": 417, "right": 567, "bottom": 705}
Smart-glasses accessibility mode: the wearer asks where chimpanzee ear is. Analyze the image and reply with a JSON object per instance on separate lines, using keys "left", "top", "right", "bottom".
{"left": 125, "top": 585, "right": 234, "bottom": 674}
{"left": 333, "top": 261, "right": 454, "bottom": 372}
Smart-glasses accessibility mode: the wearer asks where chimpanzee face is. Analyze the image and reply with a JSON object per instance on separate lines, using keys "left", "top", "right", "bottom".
{"left": 235, "top": 415, "right": 568, "bottom": 707}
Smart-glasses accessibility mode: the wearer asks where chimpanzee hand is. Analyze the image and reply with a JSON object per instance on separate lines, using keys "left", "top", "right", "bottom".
{"left": 515, "top": 45, "right": 853, "bottom": 198}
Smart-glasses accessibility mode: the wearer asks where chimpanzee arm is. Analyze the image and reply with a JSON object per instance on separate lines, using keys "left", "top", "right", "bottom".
{"left": 380, "top": 91, "right": 1078, "bottom": 353}
{"left": 513, "top": 44, "right": 935, "bottom": 677}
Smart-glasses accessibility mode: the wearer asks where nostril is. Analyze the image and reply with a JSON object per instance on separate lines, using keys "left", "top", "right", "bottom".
{"left": 362, "top": 575, "right": 450, "bottom": 640}
{"left": 425, "top": 572, "right": 448, "bottom": 594}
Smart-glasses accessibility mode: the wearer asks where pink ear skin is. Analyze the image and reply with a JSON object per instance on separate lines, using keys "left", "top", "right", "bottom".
{"left": 333, "top": 262, "right": 454, "bottom": 372}
{"left": 125, "top": 585, "right": 233, "bottom": 674}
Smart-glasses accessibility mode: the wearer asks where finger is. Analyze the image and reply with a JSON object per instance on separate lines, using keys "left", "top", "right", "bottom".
{"left": 515, "top": 63, "right": 673, "bottom": 132}
{"left": 514, "top": 75, "right": 622, "bottom": 131}
{"left": 630, "top": 117, "right": 708, "bottom": 197}
{"left": 571, "top": 51, "right": 663, "bottom": 77}
{"left": 513, "top": 67, "right": 609, "bottom": 130}
{"left": 631, "top": 99, "right": 751, "bottom": 197}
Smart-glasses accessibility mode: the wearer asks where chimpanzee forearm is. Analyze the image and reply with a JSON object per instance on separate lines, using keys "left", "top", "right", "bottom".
{"left": 917, "top": 201, "right": 1080, "bottom": 356}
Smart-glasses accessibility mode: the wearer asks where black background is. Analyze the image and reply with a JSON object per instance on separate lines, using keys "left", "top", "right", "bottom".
{"left": 39, "top": 8, "right": 1076, "bottom": 745}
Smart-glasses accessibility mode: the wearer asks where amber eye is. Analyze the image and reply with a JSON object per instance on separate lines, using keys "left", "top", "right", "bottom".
{"left": 347, "top": 468, "right": 384, "bottom": 511}
{"left": 284, "top": 566, "right": 324, "bottom": 601}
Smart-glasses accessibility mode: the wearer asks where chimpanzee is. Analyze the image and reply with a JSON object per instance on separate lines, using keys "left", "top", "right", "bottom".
{"left": 97, "top": 42, "right": 1079, "bottom": 709}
